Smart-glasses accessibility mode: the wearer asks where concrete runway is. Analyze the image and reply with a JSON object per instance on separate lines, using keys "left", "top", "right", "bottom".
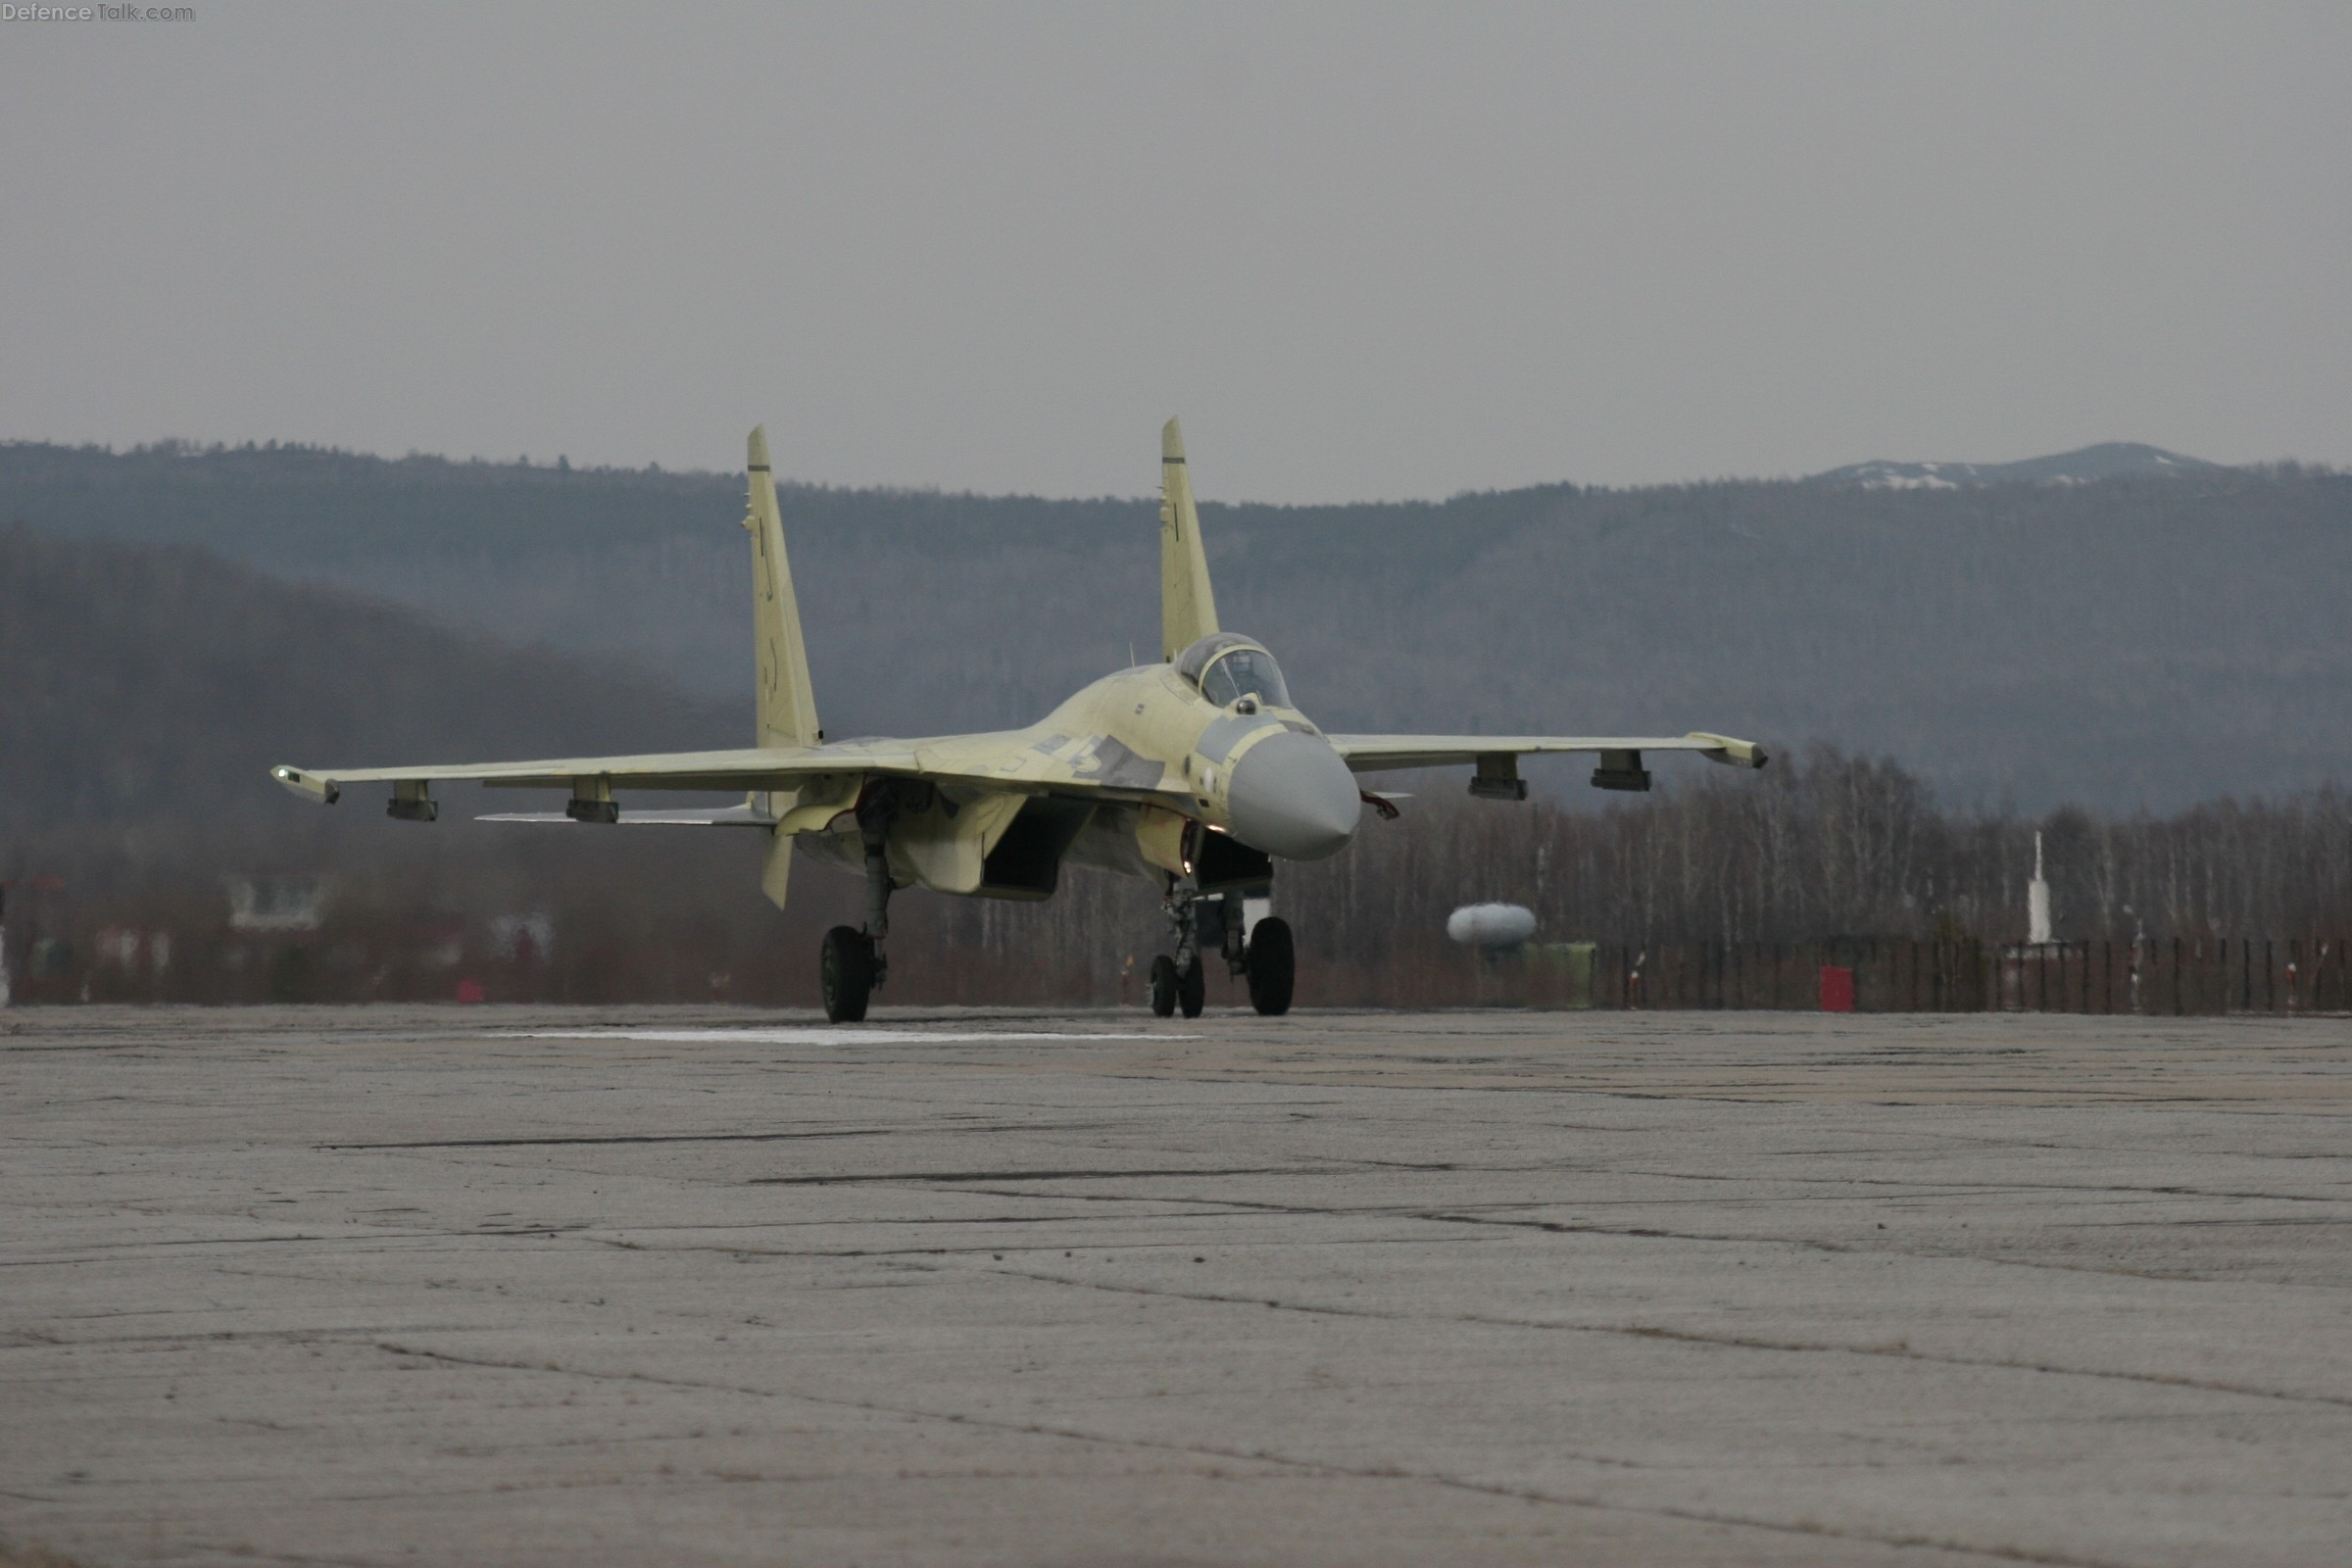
{"left": 4, "top": 1005, "right": 2350, "bottom": 1567}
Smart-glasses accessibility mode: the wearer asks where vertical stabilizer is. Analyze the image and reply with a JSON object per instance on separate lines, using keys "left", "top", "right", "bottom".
{"left": 745, "top": 426, "right": 818, "bottom": 910}
{"left": 1159, "top": 417, "right": 1220, "bottom": 661}
{"left": 743, "top": 427, "right": 821, "bottom": 749}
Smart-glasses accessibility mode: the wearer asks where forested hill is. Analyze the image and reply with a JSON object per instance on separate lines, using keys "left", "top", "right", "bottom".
{"left": 4, "top": 440, "right": 2346, "bottom": 808}
{"left": 0, "top": 523, "right": 736, "bottom": 849}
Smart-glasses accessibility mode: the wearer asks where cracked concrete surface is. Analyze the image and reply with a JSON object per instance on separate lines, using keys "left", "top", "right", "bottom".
{"left": 3, "top": 1005, "right": 2349, "bottom": 1566}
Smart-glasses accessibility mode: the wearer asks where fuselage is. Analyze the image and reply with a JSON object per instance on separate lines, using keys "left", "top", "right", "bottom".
{"left": 795, "top": 639, "right": 1362, "bottom": 898}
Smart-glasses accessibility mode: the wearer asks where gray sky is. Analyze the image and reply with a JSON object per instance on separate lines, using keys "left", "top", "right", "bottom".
{"left": 4, "top": 2, "right": 2346, "bottom": 502}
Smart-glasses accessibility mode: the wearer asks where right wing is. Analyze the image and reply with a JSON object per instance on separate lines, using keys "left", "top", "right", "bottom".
{"left": 269, "top": 731, "right": 1196, "bottom": 815}
{"left": 270, "top": 745, "right": 891, "bottom": 802}
{"left": 477, "top": 804, "right": 781, "bottom": 827}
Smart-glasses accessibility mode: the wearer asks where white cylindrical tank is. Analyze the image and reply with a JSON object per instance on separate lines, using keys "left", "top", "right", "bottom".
{"left": 1446, "top": 903, "right": 1537, "bottom": 951}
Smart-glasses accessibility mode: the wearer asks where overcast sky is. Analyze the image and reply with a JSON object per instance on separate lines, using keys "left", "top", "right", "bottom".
{"left": 3, "top": 2, "right": 2345, "bottom": 502}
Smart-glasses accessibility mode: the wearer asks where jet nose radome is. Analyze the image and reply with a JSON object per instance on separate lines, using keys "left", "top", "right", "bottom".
{"left": 1226, "top": 731, "right": 1360, "bottom": 860}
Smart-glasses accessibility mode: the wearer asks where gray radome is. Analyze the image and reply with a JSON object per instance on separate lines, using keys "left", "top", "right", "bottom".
{"left": 1446, "top": 903, "right": 1537, "bottom": 950}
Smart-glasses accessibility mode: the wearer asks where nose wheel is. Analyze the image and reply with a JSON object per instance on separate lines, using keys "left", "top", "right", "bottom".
{"left": 1149, "top": 954, "right": 1204, "bottom": 1018}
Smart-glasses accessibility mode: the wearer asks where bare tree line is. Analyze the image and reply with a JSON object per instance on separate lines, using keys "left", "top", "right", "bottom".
{"left": 13, "top": 751, "right": 2347, "bottom": 1008}
{"left": 1271, "top": 749, "right": 2352, "bottom": 952}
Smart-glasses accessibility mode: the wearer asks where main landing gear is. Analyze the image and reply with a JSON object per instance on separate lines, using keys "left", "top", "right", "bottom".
{"left": 1150, "top": 889, "right": 1295, "bottom": 1018}
{"left": 1244, "top": 915, "right": 1295, "bottom": 1015}
{"left": 821, "top": 925, "right": 877, "bottom": 1023}
{"left": 822, "top": 799, "right": 897, "bottom": 1024}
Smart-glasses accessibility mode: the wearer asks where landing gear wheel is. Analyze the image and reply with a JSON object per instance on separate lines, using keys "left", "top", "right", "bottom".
{"left": 821, "top": 925, "right": 875, "bottom": 1023}
{"left": 1177, "top": 957, "right": 1205, "bottom": 1019}
{"left": 1149, "top": 955, "right": 1179, "bottom": 1018}
{"left": 1246, "top": 916, "right": 1296, "bottom": 1016}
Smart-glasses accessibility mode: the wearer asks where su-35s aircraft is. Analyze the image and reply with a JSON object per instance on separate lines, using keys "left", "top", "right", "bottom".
{"left": 272, "top": 420, "right": 1768, "bottom": 1022}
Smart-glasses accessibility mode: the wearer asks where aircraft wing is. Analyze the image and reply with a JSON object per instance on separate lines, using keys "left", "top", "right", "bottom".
{"left": 274, "top": 747, "right": 846, "bottom": 800}
{"left": 478, "top": 804, "right": 781, "bottom": 827}
{"left": 269, "top": 731, "right": 1197, "bottom": 811}
{"left": 1329, "top": 731, "right": 1768, "bottom": 774}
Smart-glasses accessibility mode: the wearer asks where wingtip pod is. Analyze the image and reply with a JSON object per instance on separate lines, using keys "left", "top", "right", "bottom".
{"left": 748, "top": 424, "right": 771, "bottom": 472}
{"left": 1687, "top": 732, "right": 1770, "bottom": 769}
{"left": 1161, "top": 416, "right": 1186, "bottom": 465}
{"left": 270, "top": 764, "right": 339, "bottom": 805}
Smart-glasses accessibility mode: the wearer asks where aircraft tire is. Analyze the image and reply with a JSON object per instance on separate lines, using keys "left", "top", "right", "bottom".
{"left": 1177, "top": 956, "right": 1205, "bottom": 1019}
{"left": 1149, "top": 955, "right": 1179, "bottom": 1017}
{"left": 1246, "top": 916, "right": 1296, "bottom": 1016}
{"left": 821, "top": 925, "right": 874, "bottom": 1023}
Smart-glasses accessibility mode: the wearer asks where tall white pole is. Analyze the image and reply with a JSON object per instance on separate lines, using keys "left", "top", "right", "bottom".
{"left": 2028, "top": 830, "right": 2053, "bottom": 947}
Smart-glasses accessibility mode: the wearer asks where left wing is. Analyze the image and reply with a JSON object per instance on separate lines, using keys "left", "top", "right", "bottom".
{"left": 1328, "top": 731, "right": 1767, "bottom": 796}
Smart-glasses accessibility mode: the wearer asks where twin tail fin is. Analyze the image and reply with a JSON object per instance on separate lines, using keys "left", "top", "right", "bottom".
{"left": 1158, "top": 416, "right": 1220, "bottom": 662}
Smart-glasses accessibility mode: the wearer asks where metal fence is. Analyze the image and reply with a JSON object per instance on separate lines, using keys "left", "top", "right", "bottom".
{"left": 1497, "top": 937, "right": 2352, "bottom": 1014}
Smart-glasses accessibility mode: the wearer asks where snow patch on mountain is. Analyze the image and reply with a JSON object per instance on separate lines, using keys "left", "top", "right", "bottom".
{"left": 1811, "top": 442, "right": 2224, "bottom": 490}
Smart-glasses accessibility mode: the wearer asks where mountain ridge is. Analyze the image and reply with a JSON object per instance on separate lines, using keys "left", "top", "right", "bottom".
{"left": 3, "top": 439, "right": 2345, "bottom": 811}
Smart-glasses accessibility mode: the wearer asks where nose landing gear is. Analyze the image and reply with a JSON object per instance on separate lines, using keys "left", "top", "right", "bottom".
{"left": 1151, "top": 887, "right": 1295, "bottom": 1018}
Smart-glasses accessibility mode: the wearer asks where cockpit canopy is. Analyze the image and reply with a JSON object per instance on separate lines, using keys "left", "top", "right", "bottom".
{"left": 1175, "top": 632, "right": 1293, "bottom": 710}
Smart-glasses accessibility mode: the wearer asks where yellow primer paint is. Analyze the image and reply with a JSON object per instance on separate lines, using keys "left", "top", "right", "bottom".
{"left": 1135, "top": 804, "right": 1191, "bottom": 875}
{"left": 1158, "top": 416, "right": 1218, "bottom": 662}
{"left": 744, "top": 426, "right": 819, "bottom": 750}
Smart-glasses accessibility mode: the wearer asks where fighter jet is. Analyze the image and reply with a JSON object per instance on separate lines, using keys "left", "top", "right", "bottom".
{"left": 271, "top": 420, "right": 1767, "bottom": 1021}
